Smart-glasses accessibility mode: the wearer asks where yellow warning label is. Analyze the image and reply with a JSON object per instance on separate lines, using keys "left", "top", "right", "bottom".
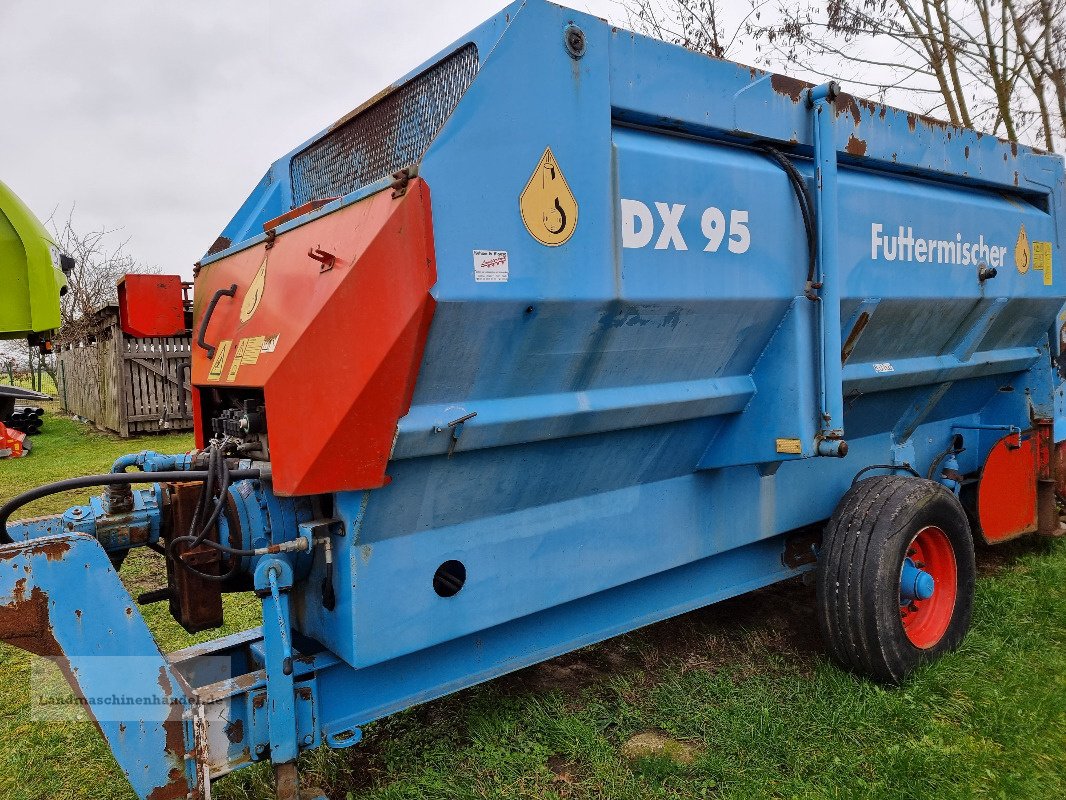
{"left": 1033, "top": 240, "right": 1053, "bottom": 285}
{"left": 226, "top": 339, "right": 248, "bottom": 382}
{"left": 240, "top": 256, "right": 268, "bottom": 323}
{"left": 207, "top": 340, "right": 232, "bottom": 382}
{"left": 242, "top": 335, "right": 265, "bottom": 365}
{"left": 519, "top": 146, "right": 578, "bottom": 246}
{"left": 776, "top": 438, "right": 803, "bottom": 455}
{"left": 1015, "top": 224, "right": 1031, "bottom": 273}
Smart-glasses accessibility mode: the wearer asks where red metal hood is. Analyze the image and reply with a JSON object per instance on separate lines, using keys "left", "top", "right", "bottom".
{"left": 191, "top": 180, "right": 436, "bottom": 496}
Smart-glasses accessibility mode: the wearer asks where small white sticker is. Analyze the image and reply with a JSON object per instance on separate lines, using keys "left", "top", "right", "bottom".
{"left": 873, "top": 362, "right": 895, "bottom": 373}
{"left": 473, "top": 250, "right": 508, "bottom": 282}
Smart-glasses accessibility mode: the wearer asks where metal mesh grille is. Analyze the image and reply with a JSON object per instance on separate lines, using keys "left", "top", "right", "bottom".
{"left": 290, "top": 43, "right": 478, "bottom": 207}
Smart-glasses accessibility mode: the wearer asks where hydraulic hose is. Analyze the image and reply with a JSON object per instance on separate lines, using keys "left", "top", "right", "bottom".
{"left": 0, "top": 468, "right": 262, "bottom": 545}
{"left": 760, "top": 143, "right": 819, "bottom": 299}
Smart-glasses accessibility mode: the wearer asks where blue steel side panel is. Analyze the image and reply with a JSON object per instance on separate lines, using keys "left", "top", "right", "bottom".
{"left": 311, "top": 533, "right": 804, "bottom": 733}
{"left": 607, "top": 23, "right": 1063, "bottom": 196}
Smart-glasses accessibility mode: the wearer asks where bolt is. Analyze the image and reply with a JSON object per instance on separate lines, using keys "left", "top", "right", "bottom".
{"left": 303, "top": 733, "right": 314, "bottom": 746}
{"left": 563, "top": 24, "right": 586, "bottom": 59}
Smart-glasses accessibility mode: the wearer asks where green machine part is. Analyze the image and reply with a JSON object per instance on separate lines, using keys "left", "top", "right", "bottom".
{"left": 0, "top": 178, "right": 69, "bottom": 340}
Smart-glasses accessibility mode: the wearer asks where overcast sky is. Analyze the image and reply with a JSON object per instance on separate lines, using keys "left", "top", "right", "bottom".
{"left": 0, "top": 1, "right": 626, "bottom": 280}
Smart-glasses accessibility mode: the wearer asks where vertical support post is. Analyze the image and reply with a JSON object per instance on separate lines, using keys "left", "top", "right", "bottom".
{"left": 112, "top": 317, "right": 130, "bottom": 438}
{"left": 254, "top": 557, "right": 300, "bottom": 800}
{"left": 810, "top": 82, "right": 847, "bottom": 457}
{"left": 1035, "top": 418, "right": 1062, "bottom": 537}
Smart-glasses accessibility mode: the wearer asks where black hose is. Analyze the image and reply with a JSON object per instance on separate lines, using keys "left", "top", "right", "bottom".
{"left": 169, "top": 534, "right": 258, "bottom": 557}
{"left": 0, "top": 469, "right": 261, "bottom": 545}
{"left": 851, "top": 464, "right": 921, "bottom": 485}
{"left": 760, "top": 144, "right": 819, "bottom": 300}
{"left": 170, "top": 447, "right": 245, "bottom": 583}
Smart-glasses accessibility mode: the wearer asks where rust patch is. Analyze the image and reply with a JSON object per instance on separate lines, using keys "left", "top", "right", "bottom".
{"left": 836, "top": 93, "right": 861, "bottom": 125}
{"left": 841, "top": 311, "right": 871, "bottom": 364}
{"left": 205, "top": 236, "right": 231, "bottom": 256}
{"left": 0, "top": 539, "right": 71, "bottom": 563}
{"left": 769, "top": 73, "right": 811, "bottom": 103}
{"left": 0, "top": 582, "right": 61, "bottom": 656}
{"left": 145, "top": 677, "right": 191, "bottom": 800}
{"left": 845, "top": 134, "right": 867, "bottom": 156}
{"left": 328, "top": 84, "right": 397, "bottom": 131}
{"left": 916, "top": 112, "right": 949, "bottom": 130}
{"left": 225, "top": 718, "right": 245, "bottom": 744}
{"left": 145, "top": 765, "right": 186, "bottom": 800}
{"left": 157, "top": 665, "right": 173, "bottom": 696}
{"left": 965, "top": 146, "right": 970, "bottom": 158}
{"left": 907, "top": 114, "right": 917, "bottom": 132}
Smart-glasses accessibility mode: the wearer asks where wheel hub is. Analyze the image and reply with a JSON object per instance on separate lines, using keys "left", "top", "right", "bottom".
{"left": 899, "top": 558, "right": 935, "bottom": 601}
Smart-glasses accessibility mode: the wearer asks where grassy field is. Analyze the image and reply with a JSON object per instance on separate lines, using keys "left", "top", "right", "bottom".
{"left": 0, "top": 412, "right": 1063, "bottom": 799}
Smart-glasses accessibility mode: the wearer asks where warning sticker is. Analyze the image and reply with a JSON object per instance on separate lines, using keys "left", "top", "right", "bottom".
{"left": 207, "top": 340, "right": 232, "bottom": 382}
{"left": 226, "top": 339, "right": 247, "bottom": 382}
{"left": 1033, "top": 240, "right": 1053, "bottom": 285}
{"left": 261, "top": 334, "right": 280, "bottom": 353}
{"left": 775, "top": 438, "right": 802, "bottom": 455}
{"left": 242, "top": 335, "right": 265, "bottom": 365}
{"left": 519, "top": 146, "right": 578, "bottom": 246}
{"left": 473, "top": 250, "right": 508, "bottom": 282}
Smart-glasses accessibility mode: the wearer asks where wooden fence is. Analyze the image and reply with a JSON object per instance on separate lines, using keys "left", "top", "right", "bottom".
{"left": 55, "top": 306, "right": 193, "bottom": 437}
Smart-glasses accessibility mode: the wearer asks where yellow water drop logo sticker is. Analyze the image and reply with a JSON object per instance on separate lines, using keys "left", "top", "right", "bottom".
{"left": 520, "top": 147, "right": 578, "bottom": 246}
{"left": 1014, "top": 224, "right": 1030, "bottom": 274}
{"left": 240, "top": 255, "right": 268, "bottom": 323}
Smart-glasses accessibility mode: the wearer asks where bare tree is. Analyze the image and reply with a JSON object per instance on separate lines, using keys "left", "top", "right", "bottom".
{"left": 49, "top": 207, "right": 157, "bottom": 335}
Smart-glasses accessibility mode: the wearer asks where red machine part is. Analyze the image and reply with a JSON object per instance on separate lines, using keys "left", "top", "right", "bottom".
{"left": 0, "top": 423, "right": 29, "bottom": 458}
{"left": 976, "top": 428, "right": 1041, "bottom": 543}
{"left": 118, "top": 274, "right": 188, "bottom": 337}
{"left": 191, "top": 179, "right": 436, "bottom": 496}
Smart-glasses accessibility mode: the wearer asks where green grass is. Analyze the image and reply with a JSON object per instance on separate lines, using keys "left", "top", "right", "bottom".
{"left": 1, "top": 415, "right": 1064, "bottom": 799}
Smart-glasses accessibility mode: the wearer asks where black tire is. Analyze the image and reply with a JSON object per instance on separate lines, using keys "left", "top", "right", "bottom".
{"left": 816, "top": 475, "right": 976, "bottom": 684}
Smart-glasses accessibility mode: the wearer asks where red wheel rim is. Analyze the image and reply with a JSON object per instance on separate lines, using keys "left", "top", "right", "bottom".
{"left": 900, "top": 525, "right": 957, "bottom": 648}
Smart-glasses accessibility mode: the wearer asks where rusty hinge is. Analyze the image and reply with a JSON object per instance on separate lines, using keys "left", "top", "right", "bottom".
{"left": 391, "top": 165, "right": 419, "bottom": 198}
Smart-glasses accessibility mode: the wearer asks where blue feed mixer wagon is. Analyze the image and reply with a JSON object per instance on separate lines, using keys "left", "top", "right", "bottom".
{"left": 2, "top": 2, "right": 1065, "bottom": 798}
